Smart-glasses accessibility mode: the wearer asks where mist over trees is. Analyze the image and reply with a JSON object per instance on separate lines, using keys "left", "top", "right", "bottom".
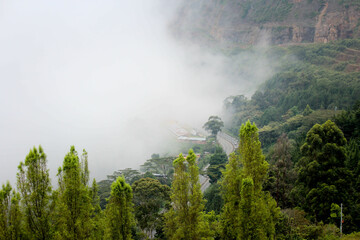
{"left": 0, "top": 112, "right": 359, "bottom": 239}
{"left": 1, "top": 0, "right": 360, "bottom": 239}
{"left": 1, "top": 39, "right": 360, "bottom": 238}
{"left": 203, "top": 116, "right": 224, "bottom": 137}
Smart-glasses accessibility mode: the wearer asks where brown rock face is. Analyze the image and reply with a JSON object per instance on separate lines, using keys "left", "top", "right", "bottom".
{"left": 173, "top": 0, "right": 360, "bottom": 46}
{"left": 315, "top": 3, "right": 360, "bottom": 43}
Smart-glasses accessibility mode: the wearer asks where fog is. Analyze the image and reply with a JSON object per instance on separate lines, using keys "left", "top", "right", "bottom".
{"left": 0, "top": 0, "right": 273, "bottom": 184}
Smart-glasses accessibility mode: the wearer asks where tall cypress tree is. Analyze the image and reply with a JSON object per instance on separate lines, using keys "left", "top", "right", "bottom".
{"left": 17, "top": 146, "right": 52, "bottom": 240}
{"left": 165, "top": 149, "right": 211, "bottom": 240}
{"left": 54, "top": 146, "right": 93, "bottom": 240}
{"left": 221, "top": 153, "right": 242, "bottom": 239}
{"left": 104, "top": 176, "right": 134, "bottom": 240}
{"left": 221, "top": 121, "right": 279, "bottom": 239}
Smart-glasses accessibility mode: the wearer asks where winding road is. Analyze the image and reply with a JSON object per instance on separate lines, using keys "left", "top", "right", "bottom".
{"left": 217, "top": 132, "right": 238, "bottom": 155}
{"left": 200, "top": 132, "right": 239, "bottom": 192}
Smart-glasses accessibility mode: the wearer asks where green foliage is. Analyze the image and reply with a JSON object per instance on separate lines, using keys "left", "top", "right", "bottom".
{"left": 54, "top": 146, "right": 94, "bottom": 240}
{"left": 107, "top": 168, "right": 142, "bottom": 186}
{"left": 336, "top": 104, "right": 360, "bottom": 232}
{"left": 97, "top": 179, "right": 112, "bottom": 210}
{"left": 303, "top": 104, "right": 314, "bottom": 116}
{"left": 221, "top": 121, "right": 280, "bottom": 239}
{"left": 206, "top": 147, "right": 228, "bottom": 184}
{"left": 97, "top": 168, "right": 143, "bottom": 211}
{"left": 330, "top": 203, "right": 341, "bottom": 219}
{"left": 258, "top": 110, "right": 336, "bottom": 149}
{"left": 17, "top": 145, "right": 52, "bottom": 240}
{"left": 241, "top": 0, "right": 294, "bottom": 23}
{"left": 164, "top": 150, "right": 211, "bottom": 239}
{"left": 335, "top": 102, "right": 360, "bottom": 140}
{"left": 90, "top": 179, "right": 105, "bottom": 240}
{"left": 225, "top": 40, "right": 360, "bottom": 150}
{"left": 105, "top": 176, "right": 134, "bottom": 240}
{"left": 0, "top": 182, "right": 22, "bottom": 240}
{"left": 341, "top": 232, "right": 360, "bottom": 239}
{"left": 293, "top": 120, "right": 352, "bottom": 224}
{"left": 203, "top": 116, "right": 224, "bottom": 137}
{"left": 98, "top": 158, "right": 175, "bottom": 211}
{"left": 220, "top": 153, "right": 241, "bottom": 240}
{"left": 278, "top": 209, "right": 341, "bottom": 239}
{"left": 132, "top": 178, "right": 170, "bottom": 238}
{"left": 140, "top": 156, "right": 176, "bottom": 186}
{"left": 266, "top": 134, "right": 297, "bottom": 208}
{"left": 204, "top": 183, "right": 223, "bottom": 214}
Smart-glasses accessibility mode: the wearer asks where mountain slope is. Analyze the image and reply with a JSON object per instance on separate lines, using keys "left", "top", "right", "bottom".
{"left": 223, "top": 39, "right": 360, "bottom": 149}
{"left": 173, "top": 0, "right": 360, "bottom": 46}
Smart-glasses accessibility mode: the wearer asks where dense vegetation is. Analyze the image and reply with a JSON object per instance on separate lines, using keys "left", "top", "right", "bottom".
{"left": 1, "top": 110, "right": 360, "bottom": 239}
{"left": 224, "top": 39, "right": 360, "bottom": 151}
{"left": 2, "top": 22, "right": 360, "bottom": 239}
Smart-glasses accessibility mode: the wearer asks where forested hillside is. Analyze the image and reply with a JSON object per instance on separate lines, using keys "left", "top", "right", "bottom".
{"left": 223, "top": 39, "right": 360, "bottom": 150}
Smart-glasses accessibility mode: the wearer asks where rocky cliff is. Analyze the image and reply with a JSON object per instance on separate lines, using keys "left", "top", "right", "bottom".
{"left": 172, "top": 0, "right": 360, "bottom": 46}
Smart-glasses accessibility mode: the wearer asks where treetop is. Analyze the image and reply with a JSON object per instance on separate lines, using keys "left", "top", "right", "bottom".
{"left": 111, "top": 176, "right": 132, "bottom": 196}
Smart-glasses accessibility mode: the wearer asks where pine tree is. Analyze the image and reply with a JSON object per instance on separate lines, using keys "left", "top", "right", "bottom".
{"left": 164, "top": 150, "right": 211, "bottom": 240}
{"left": 17, "top": 145, "right": 52, "bottom": 240}
{"left": 54, "top": 146, "right": 93, "bottom": 240}
{"left": 104, "top": 176, "right": 134, "bottom": 240}
{"left": 221, "top": 121, "right": 280, "bottom": 239}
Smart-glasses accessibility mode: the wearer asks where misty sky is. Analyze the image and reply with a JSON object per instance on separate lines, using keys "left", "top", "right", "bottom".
{"left": 0, "top": 0, "right": 270, "bottom": 184}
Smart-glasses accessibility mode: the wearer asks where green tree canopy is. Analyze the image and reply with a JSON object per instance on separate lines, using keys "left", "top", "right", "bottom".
{"left": 221, "top": 121, "right": 280, "bottom": 239}
{"left": 107, "top": 168, "right": 142, "bottom": 185}
{"left": 204, "top": 183, "right": 223, "bottom": 214}
{"left": 132, "top": 178, "right": 170, "bottom": 238}
{"left": 335, "top": 101, "right": 360, "bottom": 140}
{"left": 267, "top": 134, "right": 297, "bottom": 208}
{"left": 140, "top": 156, "right": 176, "bottom": 185}
{"left": 0, "top": 182, "right": 22, "bottom": 240}
{"left": 17, "top": 145, "right": 52, "bottom": 240}
{"left": 294, "top": 120, "right": 352, "bottom": 224}
{"left": 303, "top": 104, "right": 314, "bottom": 116}
{"left": 203, "top": 116, "right": 224, "bottom": 137}
{"left": 165, "top": 150, "right": 211, "bottom": 239}
{"left": 207, "top": 147, "right": 228, "bottom": 184}
{"left": 105, "top": 176, "right": 134, "bottom": 240}
{"left": 55, "top": 147, "right": 94, "bottom": 239}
